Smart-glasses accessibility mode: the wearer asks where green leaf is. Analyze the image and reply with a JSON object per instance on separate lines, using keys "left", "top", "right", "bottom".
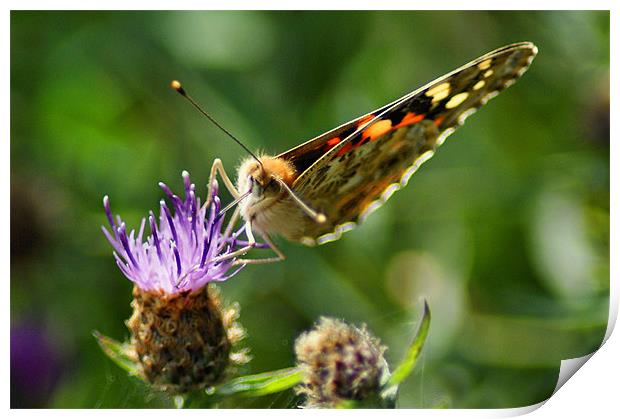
{"left": 209, "top": 367, "right": 303, "bottom": 398}
{"left": 92, "top": 330, "right": 141, "bottom": 377}
{"left": 382, "top": 301, "right": 431, "bottom": 395}
{"left": 336, "top": 400, "right": 358, "bottom": 409}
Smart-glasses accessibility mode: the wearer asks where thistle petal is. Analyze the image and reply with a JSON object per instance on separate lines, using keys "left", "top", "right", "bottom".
{"left": 102, "top": 171, "right": 247, "bottom": 294}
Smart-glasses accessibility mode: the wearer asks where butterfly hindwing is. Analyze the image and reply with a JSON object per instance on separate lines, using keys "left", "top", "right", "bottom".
{"left": 289, "top": 42, "right": 537, "bottom": 245}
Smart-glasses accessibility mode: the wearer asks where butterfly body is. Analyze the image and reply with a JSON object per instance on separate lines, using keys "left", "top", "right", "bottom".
{"left": 230, "top": 42, "right": 537, "bottom": 248}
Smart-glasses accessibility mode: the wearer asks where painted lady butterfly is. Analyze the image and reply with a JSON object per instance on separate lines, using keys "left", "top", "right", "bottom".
{"left": 174, "top": 42, "right": 537, "bottom": 264}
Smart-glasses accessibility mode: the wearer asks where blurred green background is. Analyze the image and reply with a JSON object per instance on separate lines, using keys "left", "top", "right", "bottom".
{"left": 10, "top": 11, "right": 609, "bottom": 408}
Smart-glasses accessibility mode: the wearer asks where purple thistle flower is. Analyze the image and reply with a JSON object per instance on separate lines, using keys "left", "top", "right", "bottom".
{"left": 102, "top": 171, "right": 245, "bottom": 294}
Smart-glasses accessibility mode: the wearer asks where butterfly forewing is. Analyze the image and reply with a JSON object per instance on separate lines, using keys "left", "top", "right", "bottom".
{"left": 277, "top": 107, "right": 394, "bottom": 175}
{"left": 289, "top": 42, "right": 537, "bottom": 244}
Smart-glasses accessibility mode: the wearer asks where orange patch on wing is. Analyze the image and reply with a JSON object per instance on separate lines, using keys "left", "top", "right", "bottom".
{"left": 434, "top": 115, "right": 446, "bottom": 126}
{"left": 356, "top": 114, "right": 375, "bottom": 129}
{"left": 335, "top": 113, "right": 423, "bottom": 158}
{"left": 326, "top": 136, "right": 341, "bottom": 147}
{"left": 394, "top": 112, "right": 425, "bottom": 129}
{"left": 362, "top": 119, "right": 393, "bottom": 141}
{"left": 335, "top": 142, "right": 353, "bottom": 157}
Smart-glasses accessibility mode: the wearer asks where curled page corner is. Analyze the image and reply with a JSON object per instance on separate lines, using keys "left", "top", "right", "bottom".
{"left": 545, "top": 287, "right": 617, "bottom": 406}
{"left": 553, "top": 352, "right": 596, "bottom": 394}
{"left": 497, "top": 351, "right": 600, "bottom": 417}
{"left": 551, "top": 290, "right": 616, "bottom": 397}
{"left": 506, "top": 292, "right": 617, "bottom": 415}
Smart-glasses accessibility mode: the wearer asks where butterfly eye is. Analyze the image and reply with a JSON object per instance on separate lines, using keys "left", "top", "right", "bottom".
{"left": 265, "top": 179, "right": 279, "bottom": 191}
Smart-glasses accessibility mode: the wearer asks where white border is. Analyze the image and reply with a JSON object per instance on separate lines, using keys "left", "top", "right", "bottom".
{"left": 5, "top": 2, "right": 616, "bottom": 417}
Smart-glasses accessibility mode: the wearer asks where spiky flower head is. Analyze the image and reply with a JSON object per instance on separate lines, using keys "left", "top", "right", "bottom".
{"left": 102, "top": 171, "right": 249, "bottom": 394}
{"left": 102, "top": 170, "right": 243, "bottom": 294}
{"left": 295, "top": 317, "right": 388, "bottom": 408}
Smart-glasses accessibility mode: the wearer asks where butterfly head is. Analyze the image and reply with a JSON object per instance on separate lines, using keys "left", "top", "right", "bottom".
{"left": 236, "top": 156, "right": 297, "bottom": 215}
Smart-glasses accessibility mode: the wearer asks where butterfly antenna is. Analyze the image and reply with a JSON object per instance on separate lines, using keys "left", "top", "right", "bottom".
{"left": 170, "top": 80, "right": 263, "bottom": 168}
{"left": 217, "top": 189, "right": 252, "bottom": 219}
{"left": 274, "top": 178, "right": 327, "bottom": 224}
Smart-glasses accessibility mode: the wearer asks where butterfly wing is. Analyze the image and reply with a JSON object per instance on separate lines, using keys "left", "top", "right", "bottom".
{"left": 290, "top": 42, "right": 537, "bottom": 245}
{"left": 277, "top": 105, "right": 395, "bottom": 175}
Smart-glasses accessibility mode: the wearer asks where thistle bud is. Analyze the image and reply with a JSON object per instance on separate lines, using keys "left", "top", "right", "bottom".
{"left": 295, "top": 317, "right": 387, "bottom": 408}
{"left": 126, "top": 284, "right": 247, "bottom": 394}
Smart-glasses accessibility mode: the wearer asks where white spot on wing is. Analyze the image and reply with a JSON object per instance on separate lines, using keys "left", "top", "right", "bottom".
{"left": 425, "top": 82, "right": 451, "bottom": 103}
{"left": 436, "top": 127, "right": 455, "bottom": 147}
{"left": 480, "top": 90, "right": 499, "bottom": 105}
{"left": 445, "top": 92, "right": 469, "bottom": 109}
{"left": 400, "top": 150, "right": 435, "bottom": 185}
{"left": 478, "top": 58, "right": 492, "bottom": 70}
{"left": 316, "top": 222, "right": 356, "bottom": 245}
{"left": 504, "top": 79, "right": 516, "bottom": 88}
{"left": 457, "top": 108, "right": 477, "bottom": 126}
{"left": 516, "top": 66, "right": 529, "bottom": 77}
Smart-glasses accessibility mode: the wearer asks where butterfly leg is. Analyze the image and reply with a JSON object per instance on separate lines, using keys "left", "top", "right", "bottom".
{"left": 232, "top": 228, "right": 285, "bottom": 265}
{"left": 204, "top": 158, "right": 242, "bottom": 210}
{"left": 220, "top": 206, "right": 241, "bottom": 244}
{"left": 211, "top": 220, "right": 256, "bottom": 264}
{"left": 212, "top": 220, "right": 283, "bottom": 264}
